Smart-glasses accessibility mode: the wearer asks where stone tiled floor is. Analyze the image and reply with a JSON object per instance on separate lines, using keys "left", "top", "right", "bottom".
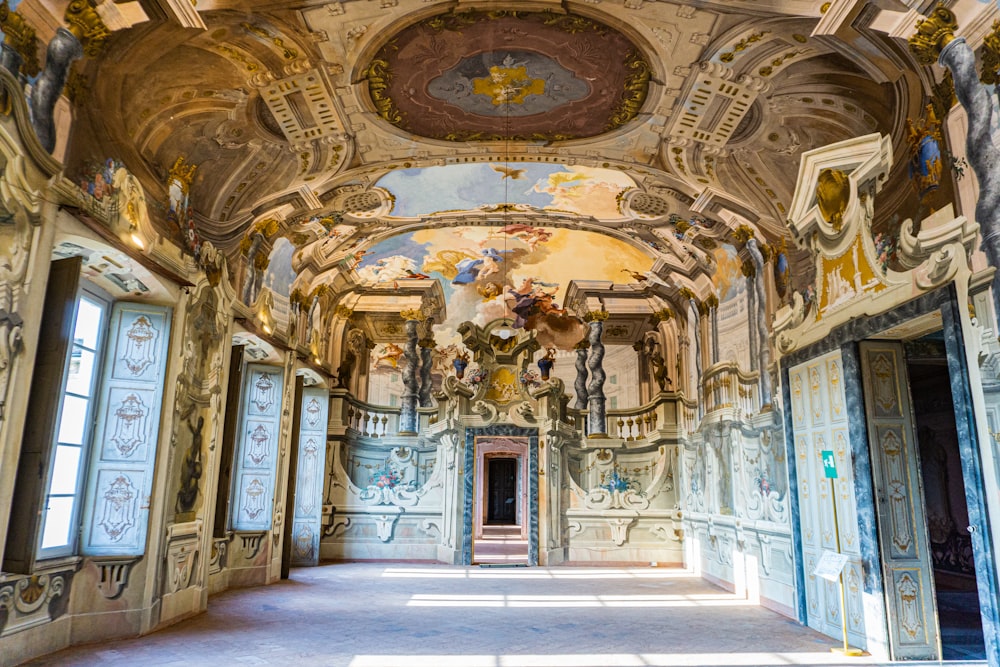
{"left": 24, "top": 563, "right": 990, "bottom": 667}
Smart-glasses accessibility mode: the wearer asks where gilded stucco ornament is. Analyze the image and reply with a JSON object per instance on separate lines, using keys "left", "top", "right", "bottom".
{"left": 815, "top": 168, "right": 850, "bottom": 232}
{"left": 0, "top": 1, "right": 39, "bottom": 76}
{"left": 64, "top": 0, "right": 111, "bottom": 57}
{"left": 981, "top": 21, "right": 1000, "bottom": 86}
{"left": 400, "top": 307, "right": 425, "bottom": 321}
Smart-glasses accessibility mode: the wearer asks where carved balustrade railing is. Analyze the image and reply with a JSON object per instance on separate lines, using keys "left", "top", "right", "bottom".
{"left": 607, "top": 402, "right": 659, "bottom": 441}
{"left": 341, "top": 395, "right": 436, "bottom": 438}
{"left": 700, "top": 362, "right": 760, "bottom": 417}
{"left": 594, "top": 392, "right": 698, "bottom": 442}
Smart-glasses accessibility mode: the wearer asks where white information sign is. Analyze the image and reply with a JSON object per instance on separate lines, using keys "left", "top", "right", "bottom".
{"left": 814, "top": 550, "right": 850, "bottom": 582}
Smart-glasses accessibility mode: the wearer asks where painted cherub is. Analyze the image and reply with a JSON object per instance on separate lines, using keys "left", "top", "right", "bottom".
{"left": 373, "top": 343, "right": 405, "bottom": 369}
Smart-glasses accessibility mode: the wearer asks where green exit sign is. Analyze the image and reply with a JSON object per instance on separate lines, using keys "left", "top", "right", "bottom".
{"left": 821, "top": 450, "right": 838, "bottom": 479}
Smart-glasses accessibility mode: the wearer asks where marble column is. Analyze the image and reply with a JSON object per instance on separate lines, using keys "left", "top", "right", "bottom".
{"left": 708, "top": 297, "right": 719, "bottom": 364}
{"left": 399, "top": 312, "right": 421, "bottom": 434}
{"left": 911, "top": 12, "right": 1000, "bottom": 322}
{"left": 745, "top": 260, "right": 759, "bottom": 373}
{"left": 31, "top": 28, "right": 82, "bottom": 153}
{"left": 747, "top": 239, "right": 773, "bottom": 407}
{"left": 677, "top": 333, "right": 690, "bottom": 396}
{"left": 573, "top": 339, "right": 589, "bottom": 410}
{"left": 585, "top": 314, "right": 607, "bottom": 436}
{"left": 418, "top": 327, "right": 434, "bottom": 407}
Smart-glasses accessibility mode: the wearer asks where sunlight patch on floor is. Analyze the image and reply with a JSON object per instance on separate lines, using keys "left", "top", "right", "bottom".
{"left": 381, "top": 567, "right": 700, "bottom": 580}
{"left": 406, "top": 593, "right": 756, "bottom": 608}
{"left": 349, "top": 652, "right": 877, "bottom": 667}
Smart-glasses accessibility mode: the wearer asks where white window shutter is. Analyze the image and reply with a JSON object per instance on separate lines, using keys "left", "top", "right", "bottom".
{"left": 231, "top": 364, "right": 285, "bottom": 531}
{"left": 81, "top": 303, "right": 172, "bottom": 556}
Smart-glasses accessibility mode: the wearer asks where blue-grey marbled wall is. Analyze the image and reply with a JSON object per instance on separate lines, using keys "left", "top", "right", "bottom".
{"left": 941, "top": 295, "right": 1000, "bottom": 663}
{"left": 778, "top": 286, "right": 1000, "bottom": 663}
{"left": 463, "top": 426, "right": 539, "bottom": 566}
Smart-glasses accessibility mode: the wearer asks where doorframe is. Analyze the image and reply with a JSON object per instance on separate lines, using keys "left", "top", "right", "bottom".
{"left": 475, "top": 441, "right": 529, "bottom": 538}
{"left": 462, "top": 426, "right": 538, "bottom": 565}
{"left": 780, "top": 285, "right": 1000, "bottom": 661}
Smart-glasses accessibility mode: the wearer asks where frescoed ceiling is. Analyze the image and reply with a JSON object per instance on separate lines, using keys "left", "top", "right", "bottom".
{"left": 375, "top": 164, "right": 635, "bottom": 218}
{"left": 353, "top": 225, "right": 654, "bottom": 349}
{"left": 365, "top": 10, "right": 650, "bottom": 141}
{"left": 64, "top": 0, "right": 941, "bottom": 317}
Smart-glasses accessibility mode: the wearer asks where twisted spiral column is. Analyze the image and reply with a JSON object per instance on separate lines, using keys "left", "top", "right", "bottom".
{"left": 418, "top": 335, "right": 434, "bottom": 407}
{"left": 585, "top": 317, "right": 606, "bottom": 436}
{"left": 573, "top": 340, "right": 589, "bottom": 410}
{"left": 399, "top": 315, "right": 420, "bottom": 434}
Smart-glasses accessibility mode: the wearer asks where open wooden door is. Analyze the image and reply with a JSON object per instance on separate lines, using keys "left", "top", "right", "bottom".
{"left": 859, "top": 340, "right": 941, "bottom": 659}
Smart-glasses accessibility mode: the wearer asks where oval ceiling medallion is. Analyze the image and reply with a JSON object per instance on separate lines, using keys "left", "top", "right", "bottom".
{"left": 366, "top": 10, "right": 651, "bottom": 142}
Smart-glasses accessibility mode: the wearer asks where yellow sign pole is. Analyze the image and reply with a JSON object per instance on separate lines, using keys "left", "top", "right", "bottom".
{"left": 830, "top": 475, "right": 863, "bottom": 656}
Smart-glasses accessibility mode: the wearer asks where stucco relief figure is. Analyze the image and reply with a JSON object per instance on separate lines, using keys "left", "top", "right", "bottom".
{"left": 176, "top": 416, "right": 204, "bottom": 514}
{"left": 336, "top": 349, "right": 356, "bottom": 389}
{"left": 910, "top": 9, "right": 1000, "bottom": 319}
{"left": 649, "top": 353, "right": 672, "bottom": 392}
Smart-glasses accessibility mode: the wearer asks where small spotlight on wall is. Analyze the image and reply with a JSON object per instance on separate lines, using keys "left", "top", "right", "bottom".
{"left": 262, "top": 323, "right": 273, "bottom": 335}
{"left": 129, "top": 228, "right": 145, "bottom": 250}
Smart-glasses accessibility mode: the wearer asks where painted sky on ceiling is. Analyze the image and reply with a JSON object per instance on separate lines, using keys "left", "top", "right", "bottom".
{"left": 375, "top": 164, "right": 635, "bottom": 218}
{"left": 357, "top": 225, "right": 652, "bottom": 350}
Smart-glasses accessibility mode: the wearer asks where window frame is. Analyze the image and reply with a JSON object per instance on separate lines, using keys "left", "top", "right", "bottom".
{"left": 36, "top": 281, "right": 113, "bottom": 560}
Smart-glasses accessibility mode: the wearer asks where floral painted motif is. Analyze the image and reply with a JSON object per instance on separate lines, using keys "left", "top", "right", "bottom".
{"left": 304, "top": 397, "right": 323, "bottom": 430}
{"left": 873, "top": 231, "right": 897, "bottom": 273}
{"left": 368, "top": 458, "right": 407, "bottom": 489}
{"left": 243, "top": 478, "right": 267, "bottom": 520}
{"left": 754, "top": 468, "right": 774, "bottom": 496}
{"left": 600, "top": 467, "right": 643, "bottom": 495}
{"left": 519, "top": 368, "right": 541, "bottom": 389}
{"left": 248, "top": 424, "right": 271, "bottom": 465}
{"left": 465, "top": 367, "right": 488, "bottom": 387}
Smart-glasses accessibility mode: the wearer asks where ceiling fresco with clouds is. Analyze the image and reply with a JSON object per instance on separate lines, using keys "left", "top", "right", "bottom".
{"left": 376, "top": 164, "right": 636, "bottom": 218}
{"left": 356, "top": 226, "right": 652, "bottom": 350}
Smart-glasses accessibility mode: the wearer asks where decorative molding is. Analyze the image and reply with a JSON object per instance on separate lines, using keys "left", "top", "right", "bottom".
{"left": 374, "top": 511, "right": 401, "bottom": 542}
{"left": 237, "top": 531, "right": 267, "bottom": 559}
{"left": 608, "top": 517, "right": 636, "bottom": 546}
{"left": 163, "top": 519, "right": 202, "bottom": 594}
{"left": 93, "top": 556, "right": 141, "bottom": 599}
{"left": 0, "top": 570, "right": 69, "bottom": 636}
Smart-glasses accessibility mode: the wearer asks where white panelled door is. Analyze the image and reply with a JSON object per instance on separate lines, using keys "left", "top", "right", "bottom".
{"left": 859, "top": 341, "right": 940, "bottom": 660}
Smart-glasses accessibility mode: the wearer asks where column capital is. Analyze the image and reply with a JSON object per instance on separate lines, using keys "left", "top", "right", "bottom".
{"left": 400, "top": 307, "right": 425, "bottom": 321}
{"left": 908, "top": 5, "right": 957, "bottom": 65}
{"left": 649, "top": 308, "right": 673, "bottom": 323}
